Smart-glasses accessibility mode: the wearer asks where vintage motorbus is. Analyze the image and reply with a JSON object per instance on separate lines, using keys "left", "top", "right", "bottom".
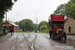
{"left": 49, "top": 14, "right": 67, "bottom": 40}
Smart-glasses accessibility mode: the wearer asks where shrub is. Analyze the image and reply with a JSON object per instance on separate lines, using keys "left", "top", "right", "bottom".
{"left": 43, "top": 30, "right": 49, "bottom": 33}
{"left": 40, "top": 25, "right": 48, "bottom": 31}
{"left": 39, "top": 29, "right": 49, "bottom": 33}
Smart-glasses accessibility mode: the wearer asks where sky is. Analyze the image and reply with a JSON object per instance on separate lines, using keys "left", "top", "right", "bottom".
{"left": 3, "top": 0, "right": 69, "bottom": 24}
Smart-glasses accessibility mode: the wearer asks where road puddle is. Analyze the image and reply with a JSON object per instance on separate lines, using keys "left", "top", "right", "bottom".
{"left": 66, "top": 38, "right": 75, "bottom": 48}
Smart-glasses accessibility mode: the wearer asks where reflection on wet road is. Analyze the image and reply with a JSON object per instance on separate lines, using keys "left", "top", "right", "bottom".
{"left": 39, "top": 33, "right": 75, "bottom": 50}
{"left": 67, "top": 38, "right": 75, "bottom": 48}
{"left": 0, "top": 33, "right": 75, "bottom": 50}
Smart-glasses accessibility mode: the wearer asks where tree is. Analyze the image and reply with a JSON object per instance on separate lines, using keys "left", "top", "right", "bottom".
{"left": 0, "top": 0, "right": 17, "bottom": 25}
{"left": 54, "top": 4, "right": 66, "bottom": 15}
{"left": 33, "top": 24, "right": 38, "bottom": 32}
{"left": 14, "top": 22, "right": 18, "bottom": 25}
{"left": 38, "top": 21, "right": 49, "bottom": 30}
{"left": 54, "top": 0, "right": 75, "bottom": 19}
{"left": 18, "top": 19, "right": 33, "bottom": 31}
{"left": 40, "top": 25, "right": 48, "bottom": 31}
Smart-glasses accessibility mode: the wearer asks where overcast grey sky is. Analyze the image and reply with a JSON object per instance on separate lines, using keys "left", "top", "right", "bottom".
{"left": 4, "top": 0, "right": 69, "bottom": 24}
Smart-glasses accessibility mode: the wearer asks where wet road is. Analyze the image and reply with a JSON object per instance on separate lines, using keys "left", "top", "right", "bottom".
{"left": 0, "top": 33, "right": 75, "bottom": 50}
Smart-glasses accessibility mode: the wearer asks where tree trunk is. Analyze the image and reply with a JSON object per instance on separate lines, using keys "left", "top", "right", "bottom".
{"left": 0, "top": 26, "right": 3, "bottom": 36}
{"left": 0, "top": 17, "right": 3, "bottom": 35}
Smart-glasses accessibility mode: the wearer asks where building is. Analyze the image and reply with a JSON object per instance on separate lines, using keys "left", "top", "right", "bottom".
{"left": 64, "top": 17, "right": 75, "bottom": 34}
{"left": 2, "top": 22, "right": 21, "bottom": 32}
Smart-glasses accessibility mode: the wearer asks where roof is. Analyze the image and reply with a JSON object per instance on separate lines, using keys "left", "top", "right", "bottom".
{"left": 2, "top": 22, "right": 19, "bottom": 27}
{"left": 8, "top": 22, "right": 19, "bottom": 27}
{"left": 64, "top": 17, "right": 73, "bottom": 24}
{"left": 49, "top": 15, "right": 67, "bottom": 22}
{"left": 51, "top": 15, "right": 64, "bottom": 21}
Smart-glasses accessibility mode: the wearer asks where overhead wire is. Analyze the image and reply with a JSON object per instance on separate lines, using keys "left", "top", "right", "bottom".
{"left": 27, "top": 0, "right": 31, "bottom": 15}
{"left": 31, "top": 0, "right": 42, "bottom": 24}
{"left": 34, "top": 0, "right": 46, "bottom": 17}
{"left": 15, "top": 0, "right": 46, "bottom": 24}
{"left": 31, "top": 0, "right": 46, "bottom": 24}
{"left": 35, "top": 0, "right": 46, "bottom": 24}
{"left": 37, "top": 0, "right": 46, "bottom": 13}
{"left": 36, "top": 0, "right": 43, "bottom": 13}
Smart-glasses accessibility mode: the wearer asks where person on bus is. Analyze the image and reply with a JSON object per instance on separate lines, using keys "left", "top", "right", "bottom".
{"left": 53, "top": 24, "right": 57, "bottom": 29}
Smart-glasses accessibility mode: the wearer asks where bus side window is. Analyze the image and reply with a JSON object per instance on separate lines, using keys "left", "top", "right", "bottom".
{"left": 52, "top": 24, "right": 54, "bottom": 29}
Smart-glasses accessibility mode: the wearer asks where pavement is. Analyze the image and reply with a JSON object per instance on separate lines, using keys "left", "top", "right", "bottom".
{"left": 0, "top": 33, "right": 12, "bottom": 43}
{"left": 67, "top": 35, "right": 75, "bottom": 40}
{"left": 67, "top": 35, "right": 75, "bottom": 38}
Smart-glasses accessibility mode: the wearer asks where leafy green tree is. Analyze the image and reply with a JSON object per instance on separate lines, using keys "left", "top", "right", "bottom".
{"left": 38, "top": 21, "right": 48, "bottom": 30}
{"left": 54, "top": 4, "right": 66, "bottom": 15}
{"left": 54, "top": 0, "right": 75, "bottom": 19}
{"left": 18, "top": 19, "right": 33, "bottom": 31}
{"left": 40, "top": 25, "right": 48, "bottom": 31}
{"left": 0, "top": 0, "right": 17, "bottom": 25}
{"left": 33, "top": 24, "right": 38, "bottom": 32}
{"left": 14, "top": 22, "right": 18, "bottom": 25}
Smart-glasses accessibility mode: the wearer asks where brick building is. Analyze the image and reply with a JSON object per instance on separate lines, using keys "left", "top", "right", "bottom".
{"left": 2, "top": 22, "right": 21, "bottom": 32}
{"left": 64, "top": 17, "right": 75, "bottom": 34}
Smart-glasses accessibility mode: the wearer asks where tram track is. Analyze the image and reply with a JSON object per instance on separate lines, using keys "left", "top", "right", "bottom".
{"left": 11, "top": 33, "right": 19, "bottom": 50}
{"left": 22, "top": 33, "right": 37, "bottom": 50}
{"left": 10, "top": 33, "right": 37, "bottom": 50}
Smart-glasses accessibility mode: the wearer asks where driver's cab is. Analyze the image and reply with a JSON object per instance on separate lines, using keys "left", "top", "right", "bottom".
{"left": 52, "top": 22, "right": 64, "bottom": 30}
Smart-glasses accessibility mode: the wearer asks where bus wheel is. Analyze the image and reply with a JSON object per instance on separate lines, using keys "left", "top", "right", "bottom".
{"left": 50, "top": 33, "right": 52, "bottom": 38}
{"left": 57, "top": 36, "right": 59, "bottom": 40}
{"left": 64, "top": 35, "right": 67, "bottom": 41}
{"left": 49, "top": 31, "right": 52, "bottom": 38}
{"left": 63, "top": 32, "right": 67, "bottom": 42}
{"left": 52, "top": 35, "right": 54, "bottom": 40}
{"left": 50, "top": 35, "right": 51, "bottom": 38}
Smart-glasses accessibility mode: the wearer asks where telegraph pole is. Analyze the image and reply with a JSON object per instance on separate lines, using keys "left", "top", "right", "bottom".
{"left": 6, "top": 12, "right": 7, "bottom": 29}
{"left": 36, "top": 18, "right": 38, "bottom": 33}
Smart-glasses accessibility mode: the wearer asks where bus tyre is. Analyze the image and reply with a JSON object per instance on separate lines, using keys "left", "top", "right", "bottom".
{"left": 64, "top": 35, "right": 67, "bottom": 41}
{"left": 59, "top": 36, "right": 61, "bottom": 40}
{"left": 50, "top": 33, "right": 52, "bottom": 38}
{"left": 52, "top": 34, "right": 54, "bottom": 40}
{"left": 53, "top": 36, "right": 54, "bottom": 40}
{"left": 50, "top": 35, "right": 51, "bottom": 38}
{"left": 49, "top": 31, "right": 52, "bottom": 38}
{"left": 57, "top": 36, "right": 59, "bottom": 40}
{"left": 63, "top": 32, "right": 67, "bottom": 42}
